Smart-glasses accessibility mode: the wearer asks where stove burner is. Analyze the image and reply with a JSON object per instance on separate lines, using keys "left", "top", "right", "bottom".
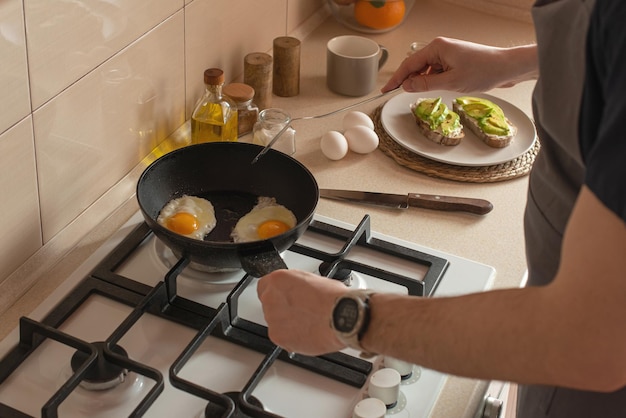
{"left": 70, "top": 341, "right": 129, "bottom": 391}
{"left": 319, "top": 261, "right": 353, "bottom": 285}
{"left": 319, "top": 262, "right": 371, "bottom": 290}
{"left": 154, "top": 238, "right": 242, "bottom": 278}
{"left": 204, "top": 391, "right": 264, "bottom": 418}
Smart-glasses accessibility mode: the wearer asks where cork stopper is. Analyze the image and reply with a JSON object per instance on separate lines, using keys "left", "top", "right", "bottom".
{"left": 223, "top": 83, "right": 255, "bottom": 102}
{"left": 203, "top": 68, "right": 225, "bottom": 85}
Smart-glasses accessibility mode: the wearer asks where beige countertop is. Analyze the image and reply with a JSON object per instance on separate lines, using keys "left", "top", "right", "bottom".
{"left": 0, "top": 1, "right": 536, "bottom": 417}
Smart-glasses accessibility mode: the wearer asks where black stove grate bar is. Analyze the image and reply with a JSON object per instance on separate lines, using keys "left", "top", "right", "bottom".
{"left": 0, "top": 278, "right": 165, "bottom": 418}
{"left": 169, "top": 302, "right": 238, "bottom": 417}
{"left": 1, "top": 316, "right": 162, "bottom": 418}
{"left": 101, "top": 284, "right": 184, "bottom": 417}
{"left": 164, "top": 254, "right": 191, "bottom": 302}
{"left": 293, "top": 215, "right": 448, "bottom": 296}
{"left": 362, "top": 236, "right": 448, "bottom": 296}
{"left": 0, "top": 404, "right": 32, "bottom": 418}
{"left": 169, "top": 307, "right": 356, "bottom": 418}
{"left": 159, "top": 266, "right": 371, "bottom": 390}
{"left": 166, "top": 286, "right": 367, "bottom": 418}
{"left": 97, "top": 343, "right": 163, "bottom": 417}
{"left": 222, "top": 320, "right": 370, "bottom": 386}
{"left": 0, "top": 276, "right": 146, "bottom": 385}
{"left": 225, "top": 271, "right": 372, "bottom": 385}
{"left": 239, "top": 346, "right": 284, "bottom": 418}
{"left": 44, "top": 276, "right": 148, "bottom": 332}
{"left": 227, "top": 315, "right": 372, "bottom": 377}
{"left": 20, "top": 317, "right": 97, "bottom": 418}
{"left": 91, "top": 222, "right": 157, "bottom": 296}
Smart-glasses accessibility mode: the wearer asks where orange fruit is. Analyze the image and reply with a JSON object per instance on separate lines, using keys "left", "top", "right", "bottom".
{"left": 354, "top": 0, "right": 406, "bottom": 30}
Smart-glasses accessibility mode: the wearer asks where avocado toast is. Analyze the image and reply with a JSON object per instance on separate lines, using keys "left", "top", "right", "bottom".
{"left": 452, "top": 96, "right": 517, "bottom": 148}
{"left": 410, "top": 97, "right": 464, "bottom": 146}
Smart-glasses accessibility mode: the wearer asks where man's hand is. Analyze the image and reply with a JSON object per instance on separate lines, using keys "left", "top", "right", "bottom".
{"left": 257, "top": 269, "right": 348, "bottom": 355}
{"left": 382, "top": 37, "right": 538, "bottom": 94}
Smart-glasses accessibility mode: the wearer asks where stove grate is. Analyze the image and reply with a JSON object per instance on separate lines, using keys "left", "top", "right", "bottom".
{"left": 0, "top": 215, "right": 449, "bottom": 417}
{"left": 0, "top": 278, "right": 164, "bottom": 417}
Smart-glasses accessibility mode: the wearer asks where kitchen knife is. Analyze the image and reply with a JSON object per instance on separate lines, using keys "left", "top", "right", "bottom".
{"left": 319, "top": 189, "right": 493, "bottom": 215}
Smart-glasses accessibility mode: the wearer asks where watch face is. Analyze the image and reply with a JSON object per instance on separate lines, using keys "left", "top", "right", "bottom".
{"left": 333, "top": 298, "right": 360, "bottom": 333}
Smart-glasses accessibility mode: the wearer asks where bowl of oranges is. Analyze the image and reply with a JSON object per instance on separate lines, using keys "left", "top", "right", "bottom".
{"left": 328, "top": 0, "right": 414, "bottom": 33}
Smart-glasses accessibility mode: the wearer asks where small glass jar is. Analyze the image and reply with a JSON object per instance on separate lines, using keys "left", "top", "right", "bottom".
{"left": 223, "top": 82, "right": 259, "bottom": 137}
{"left": 252, "top": 108, "right": 296, "bottom": 155}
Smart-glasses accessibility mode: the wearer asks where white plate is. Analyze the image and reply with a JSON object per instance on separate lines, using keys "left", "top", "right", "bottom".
{"left": 380, "top": 91, "right": 537, "bottom": 166}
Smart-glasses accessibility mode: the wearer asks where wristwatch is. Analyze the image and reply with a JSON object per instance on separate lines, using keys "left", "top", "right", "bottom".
{"left": 330, "top": 289, "right": 377, "bottom": 358}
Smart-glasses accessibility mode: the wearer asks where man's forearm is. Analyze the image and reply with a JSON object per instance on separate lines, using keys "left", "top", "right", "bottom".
{"left": 497, "top": 44, "right": 539, "bottom": 87}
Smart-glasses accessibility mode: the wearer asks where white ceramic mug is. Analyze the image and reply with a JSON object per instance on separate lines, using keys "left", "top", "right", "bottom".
{"left": 326, "top": 35, "right": 389, "bottom": 97}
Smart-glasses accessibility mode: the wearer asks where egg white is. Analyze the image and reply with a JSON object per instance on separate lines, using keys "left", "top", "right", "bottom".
{"left": 231, "top": 197, "right": 297, "bottom": 243}
{"left": 157, "top": 195, "right": 217, "bottom": 240}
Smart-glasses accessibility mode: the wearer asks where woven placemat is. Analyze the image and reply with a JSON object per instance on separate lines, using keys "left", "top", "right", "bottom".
{"left": 372, "top": 104, "right": 540, "bottom": 183}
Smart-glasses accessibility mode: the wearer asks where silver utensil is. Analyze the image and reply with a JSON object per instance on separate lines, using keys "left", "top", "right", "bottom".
{"left": 320, "top": 189, "right": 494, "bottom": 215}
{"left": 250, "top": 87, "right": 402, "bottom": 164}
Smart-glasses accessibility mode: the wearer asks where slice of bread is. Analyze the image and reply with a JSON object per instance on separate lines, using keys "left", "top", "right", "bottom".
{"left": 452, "top": 100, "right": 517, "bottom": 148}
{"left": 410, "top": 100, "right": 465, "bottom": 146}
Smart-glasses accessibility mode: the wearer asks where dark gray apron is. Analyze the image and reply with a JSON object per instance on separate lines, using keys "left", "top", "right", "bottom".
{"left": 519, "top": 0, "right": 626, "bottom": 416}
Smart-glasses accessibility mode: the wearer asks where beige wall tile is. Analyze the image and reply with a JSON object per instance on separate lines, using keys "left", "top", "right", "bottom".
{"left": 0, "top": 0, "right": 30, "bottom": 135}
{"left": 35, "top": 12, "right": 186, "bottom": 242}
{"left": 0, "top": 118, "right": 42, "bottom": 284}
{"left": 184, "top": 0, "right": 287, "bottom": 117}
{"left": 25, "top": 0, "right": 185, "bottom": 109}
{"left": 287, "top": 0, "right": 326, "bottom": 34}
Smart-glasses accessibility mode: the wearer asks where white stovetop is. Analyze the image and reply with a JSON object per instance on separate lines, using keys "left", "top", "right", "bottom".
{"left": 0, "top": 211, "right": 495, "bottom": 418}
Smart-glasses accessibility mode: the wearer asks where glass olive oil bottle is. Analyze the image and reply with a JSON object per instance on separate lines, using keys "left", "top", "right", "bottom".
{"left": 191, "top": 68, "right": 238, "bottom": 143}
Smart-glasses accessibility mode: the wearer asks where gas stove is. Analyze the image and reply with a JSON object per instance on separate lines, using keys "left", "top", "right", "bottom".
{"left": 0, "top": 212, "right": 494, "bottom": 418}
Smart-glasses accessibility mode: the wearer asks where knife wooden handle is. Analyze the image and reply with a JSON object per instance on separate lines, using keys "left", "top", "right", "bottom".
{"left": 407, "top": 193, "right": 493, "bottom": 215}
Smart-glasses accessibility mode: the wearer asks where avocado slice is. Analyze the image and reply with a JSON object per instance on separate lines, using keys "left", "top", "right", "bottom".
{"left": 441, "top": 111, "right": 461, "bottom": 135}
{"left": 480, "top": 115, "right": 510, "bottom": 136}
{"left": 462, "top": 102, "right": 492, "bottom": 118}
{"left": 415, "top": 97, "right": 454, "bottom": 130}
{"left": 415, "top": 98, "right": 442, "bottom": 119}
{"left": 456, "top": 96, "right": 510, "bottom": 136}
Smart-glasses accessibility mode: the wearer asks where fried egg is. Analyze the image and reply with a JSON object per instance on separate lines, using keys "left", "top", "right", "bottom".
{"left": 231, "top": 197, "right": 297, "bottom": 243}
{"left": 157, "top": 195, "right": 217, "bottom": 240}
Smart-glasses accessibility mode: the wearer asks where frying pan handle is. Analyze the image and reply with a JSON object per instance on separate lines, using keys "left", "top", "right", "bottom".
{"left": 239, "top": 245, "right": 288, "bottom": 278}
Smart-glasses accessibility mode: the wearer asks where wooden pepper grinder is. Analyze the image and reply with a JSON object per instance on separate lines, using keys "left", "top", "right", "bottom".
{"left": 244, "top": 52, "right": 273, "bottom": 110}
{"left": 272, "top": 36, "right": 300, "bottom": 97}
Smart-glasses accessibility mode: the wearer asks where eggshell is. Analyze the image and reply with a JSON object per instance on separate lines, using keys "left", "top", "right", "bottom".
{"left": 320, "top": 131, "right": 349, "bottom": 160}
{"left": 343, "top": 111, "right": 375, "bottom": 131}
{"left": 344, "top": 126, "right": 379, "bottom": 154}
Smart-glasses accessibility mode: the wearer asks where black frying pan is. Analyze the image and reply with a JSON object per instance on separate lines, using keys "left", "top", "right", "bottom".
{"left": 136, "top": 142, "right": 318, "bottom": 277}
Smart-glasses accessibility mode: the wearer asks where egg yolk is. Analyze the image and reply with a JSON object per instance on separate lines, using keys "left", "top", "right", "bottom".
{"left": 257, "top": 220, "right": 291, "bottom": 239}
{"left": 166, "top": 212, "right": 198, "bottom": 235}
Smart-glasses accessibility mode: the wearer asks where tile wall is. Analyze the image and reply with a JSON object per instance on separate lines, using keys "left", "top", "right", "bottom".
{"left": 0, "top": 0, "right": 324, "bottom": 290}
